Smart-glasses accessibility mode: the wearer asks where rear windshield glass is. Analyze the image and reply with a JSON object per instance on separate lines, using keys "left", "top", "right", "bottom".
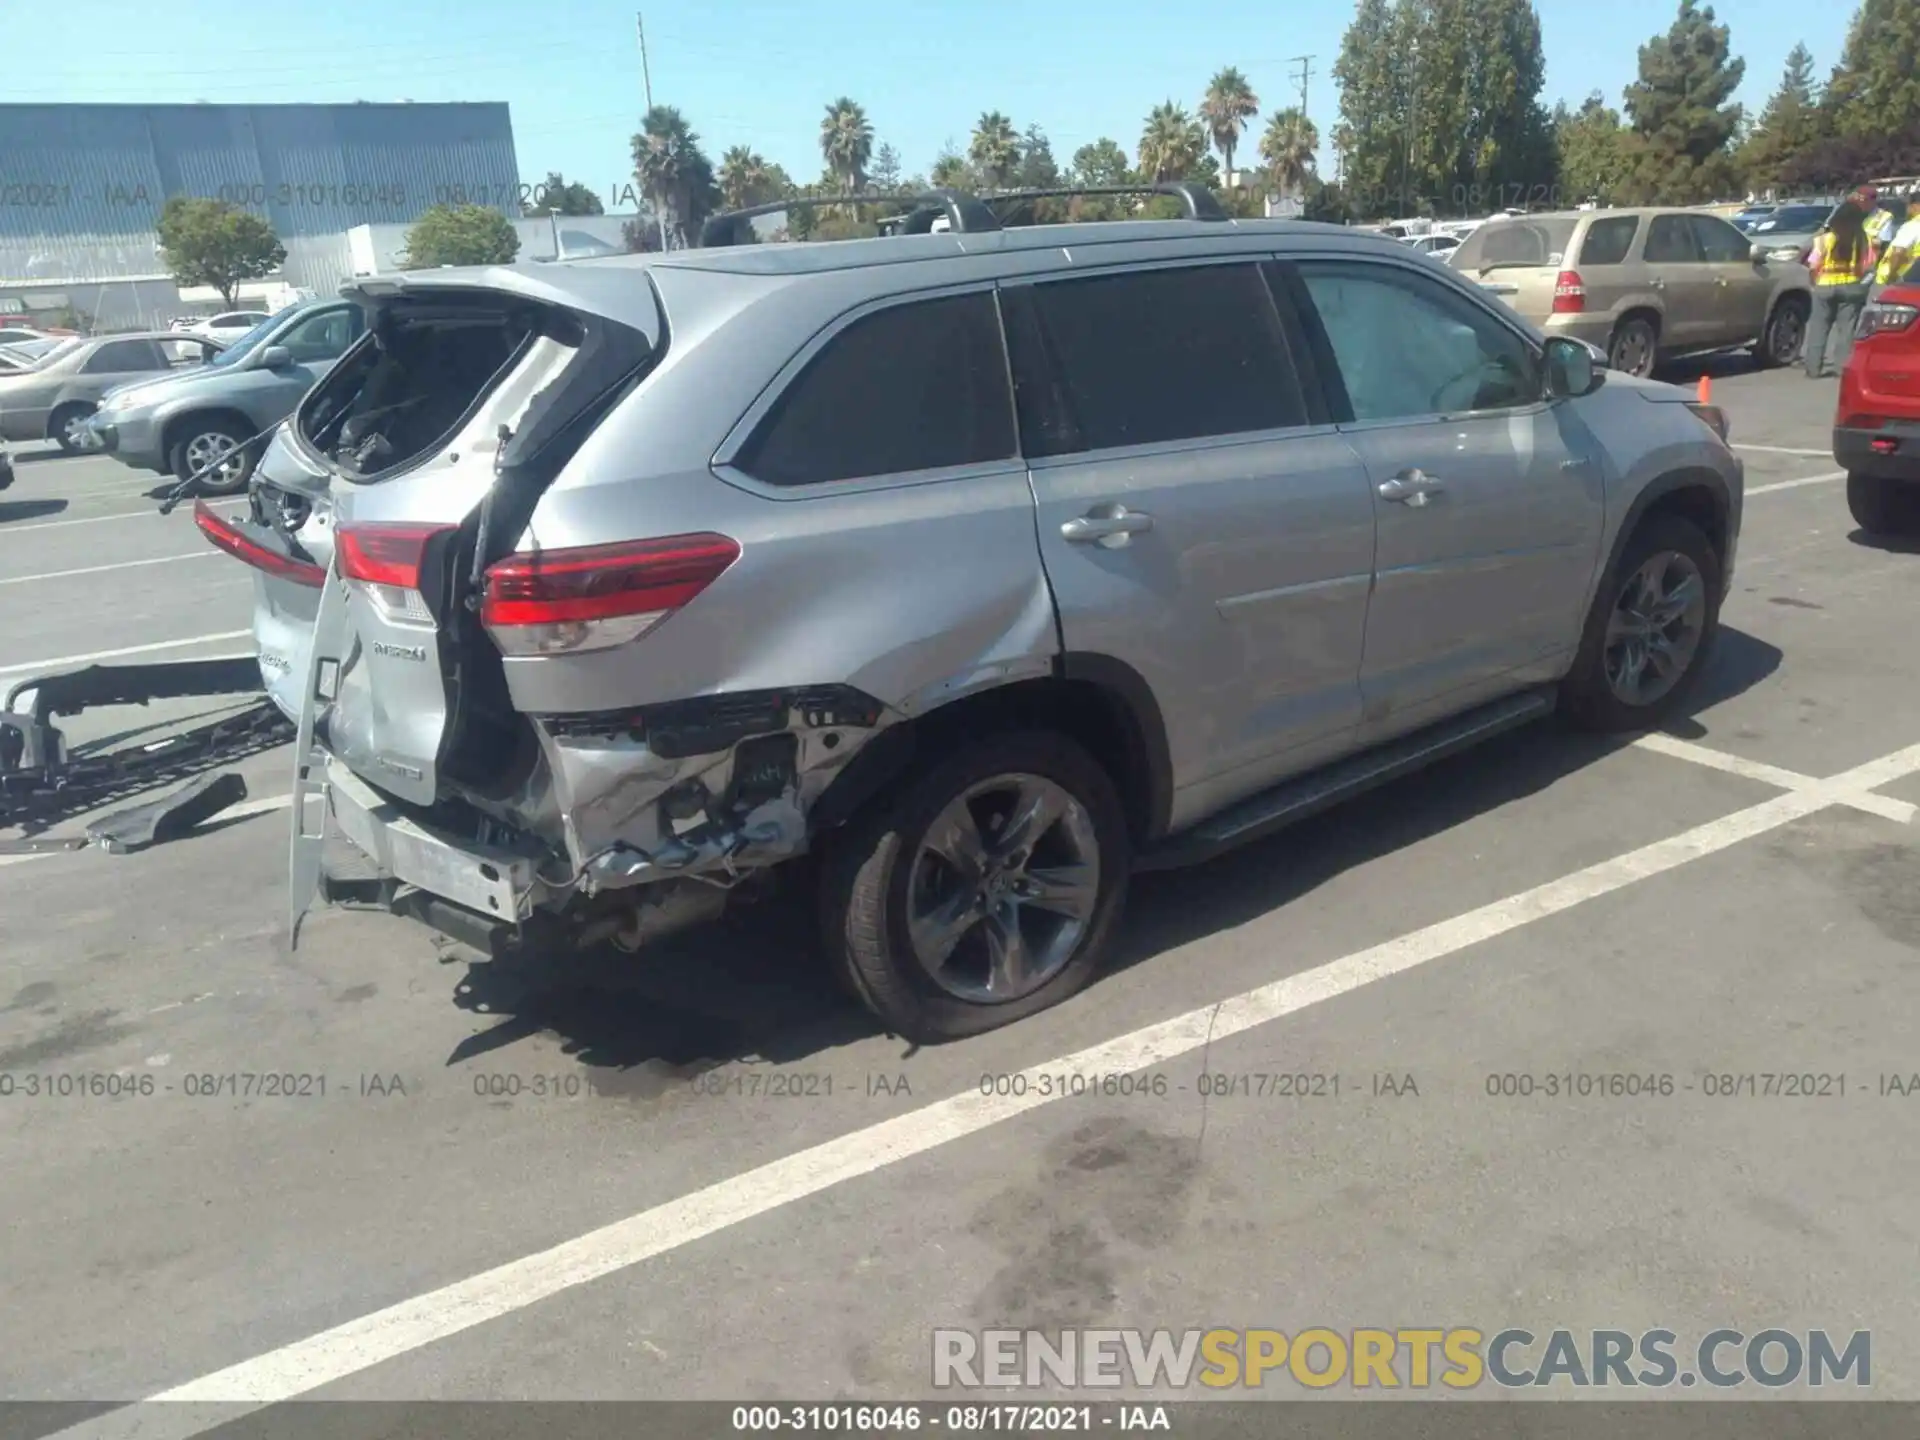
{"left": 1450, "top": 217, "right": 1580, "bottom": 272}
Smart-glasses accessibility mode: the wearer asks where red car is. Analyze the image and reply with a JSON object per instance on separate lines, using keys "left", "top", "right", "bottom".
{"left": 1838, "top": 260, "right": 1920, "bottom": 533}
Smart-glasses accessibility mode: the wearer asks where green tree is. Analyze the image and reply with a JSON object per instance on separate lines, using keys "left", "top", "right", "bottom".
{"left": 1554, "top": 92, "right": 1631, "bottom": 204}
{"left": 525, "top": 171, "right": 604, "bottom": 217}
{"left": 1737, "top": 43, "right": 1822, "bottom": 194}
{"left": 870, "top": 142, "right": 904, "bottom": 192}
{"left": 1460, "top": 0, "right": 1557, "bottom": 207}
{"left": 1139, "top": 101, "right": 1207, "bottom": 182}
{"left": 155, "top": 196, "right": 286, "bottom": 307}
{"left": 1823, "top": 0, "right": 1920, "bottom": 141}
{"left": 1258, "top": 107, "right": 1320, "bottom": 195}
{"left": 402, "top": 203, "right": 520, "bottom": 268}
{"left": 632, "top": 105, "right": 719, "bottom": 249}
{"left": 819, "top": 97, "right": 875, "bottom": 193}
{"left": 970, "top": 112, "right": 1022, "bottom": 189}
{"left": 1200, "top": 67, "right": 1261, "bottom": 184}
{"left": 929, "top": 148, "right": 972, "bottom": 189}
{"left": 1066, "top": 138, "right": 1133, "bottom": 219}
{"left": 717, "top": 147, "right": 776, "bottom": 211}
{"left": 1333, "top": 0, "right": 1402, "bottom": 216}
{"left": 1620, "top": 0, "right": 1747, "bottom": 203}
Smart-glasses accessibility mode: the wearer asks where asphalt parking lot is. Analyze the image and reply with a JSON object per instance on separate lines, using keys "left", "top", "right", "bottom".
{"left": 3, "top": 357, "right": 1917, "bottom": 1424}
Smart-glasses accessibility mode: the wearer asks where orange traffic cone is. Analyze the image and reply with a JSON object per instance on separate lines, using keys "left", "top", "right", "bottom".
{"left": 1697, "top": 374, "right": 1712, "bottom": 404}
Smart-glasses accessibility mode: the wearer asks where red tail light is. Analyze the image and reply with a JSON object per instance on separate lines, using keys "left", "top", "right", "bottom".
{"left": 336, "top": 522, "right": 455, "bottom": 626}
{"left": 1858, "top": 301, "right": 1919, "bottom": 338}
{"left": 1552, "top": 270, "right": 1586, "bottom": 314}
{"left": 481, "top": 533, "right": 741, "bottom": 657}
{"left": 194, "top": 499, "right": 325, "bottom": 588}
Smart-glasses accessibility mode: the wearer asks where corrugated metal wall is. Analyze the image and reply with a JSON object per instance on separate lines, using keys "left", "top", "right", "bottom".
{"left": 0, "top": 103, "right": 520, "bottom": 293}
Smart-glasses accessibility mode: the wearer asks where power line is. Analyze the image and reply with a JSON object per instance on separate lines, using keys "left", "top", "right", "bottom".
{"left": 1288, "top": 55, "right": 1316, "bottom": 121}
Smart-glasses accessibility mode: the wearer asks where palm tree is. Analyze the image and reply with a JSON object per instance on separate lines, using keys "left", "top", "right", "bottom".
{"left": 1139, "top": 102, "right": 1206, "bottom": 183}
{"left": 1200, "top": 68, "right": 1260, "bottom": 185}
{"left": 819, "top": 98, "right": 874, "bottom": 194}
{"left": 718, "top": 146, "right": 772, "bottom": 211}
{"left": 1258, "top": 107, "right": 1320, "bottom": 197}
{"left": 633, "top": 105, "right": 715, "bottom": 248}
{"left": 969, "top": 112, "right": 1022, "bottom": 190}
{"left": 930, "top": 149, "right": 972, "bottom": 189}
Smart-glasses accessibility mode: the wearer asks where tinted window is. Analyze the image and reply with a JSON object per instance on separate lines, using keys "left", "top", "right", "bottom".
{"left": 83, "top": 339, "right": 163, "bottom": 373}
{"left": 1296, "top": 262, "right": 1540, "bottom": 421}
{"left": 1754, "top": 205, "right": 1831, "bottom": 233}
{"left": 1578, "top": 216, "right": 1640, "bottom": 266}
{"left": 1691, "top": 216, "right": 1752, "bottom": 262}
{"left": 737, "top": 291, "right": 1015, "bottom": 487}
{"left": 279, "top": 308, "right": 360, "bottom": 363}
{"left": 1450, "top": 217, "right": 1579, "bottom": 271}
{"left": 1010, "top": 264, "right": 1305, "bottom": 456}
{"left": 1645, "top": 216, "right": 1702, "bottom": 263}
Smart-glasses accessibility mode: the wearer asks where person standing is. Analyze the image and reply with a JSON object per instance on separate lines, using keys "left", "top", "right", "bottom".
{"left": 1804, "top": 187, "right": 1879, "bottom": 379}
{"left": 1871, "top": 191, "right": 1920, "bottom": 305}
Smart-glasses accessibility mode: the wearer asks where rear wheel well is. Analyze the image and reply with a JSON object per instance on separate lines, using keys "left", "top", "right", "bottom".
{"left": 1614, "top": 307, "right": 1662, "bottom": 341}
{"left": 813, "top": 676, "right": 1163, "bottom": 853}
{"left": 160, "top": 408, "right": 256, "bottom": 462}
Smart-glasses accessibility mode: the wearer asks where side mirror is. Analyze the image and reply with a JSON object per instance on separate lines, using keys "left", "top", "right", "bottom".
{"left": 257, "top": 344, "right": 293, "bottom": 369}
{"left": 1543, "top": 336, "right": 1605, "bottom": 399}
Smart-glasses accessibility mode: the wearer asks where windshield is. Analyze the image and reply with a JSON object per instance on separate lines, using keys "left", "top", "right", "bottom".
{"left": 1754, "top": 205, "right": 1831, "bottom": 233}
{"left": 208, "top": 307, "right": 297, "bottom": 367}
{"left": 1, "top": 338, "right": 58, "bottom": 362}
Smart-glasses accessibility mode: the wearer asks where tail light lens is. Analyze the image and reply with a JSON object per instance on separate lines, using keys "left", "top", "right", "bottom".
{"left": 481, "top": 533, "right": 741, "bottom": 657}
{"left": 1858, "top": 302, "right": 1918, "bottom": 338}
{"left": 1551, "top": 270, "right": 1586, "bottom": 314}
{"left": 194, "top": 499, "right": 325, "bottom": 588}
{"left": 336, "top": 522, "right": 455, "bottom": 626}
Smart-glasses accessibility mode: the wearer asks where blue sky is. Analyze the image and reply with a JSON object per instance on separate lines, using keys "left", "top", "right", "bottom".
{"left": 14, "top": 0, "right": 1824, "bottom": 206}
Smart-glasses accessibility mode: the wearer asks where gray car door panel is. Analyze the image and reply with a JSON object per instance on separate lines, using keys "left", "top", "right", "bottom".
{"left": 1000, "top": 259, "right": 1377, "bottom": 823}
{"left": 1287, "top": 258, "right": 1605, "bottom": 744}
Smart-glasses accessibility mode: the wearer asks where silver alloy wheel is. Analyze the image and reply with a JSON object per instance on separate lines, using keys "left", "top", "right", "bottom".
{"left": 1768, "top": 304, "right": 1806, "bottom": 364}
{"left": 1604, "top": 549, "right": 1707, "bottom": 707}
{"left": 185, "top": 431, "right": 242, "bottom": 485}
{"left": 1611, "top": 324, "right": 1655, "bottom": 378}
{"left": 61, "top": 411, "right": 99, "bottom": 451}
{"left": 905, "top": 772, "right": 1101, "bottom": 1004}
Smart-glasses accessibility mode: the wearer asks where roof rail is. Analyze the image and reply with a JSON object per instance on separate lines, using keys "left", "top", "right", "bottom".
{"left": 700, "top": 188, "right": 1002, "bottom": 248}
{"left": 978, "top": 182, "right": 1231, "bottom": 221}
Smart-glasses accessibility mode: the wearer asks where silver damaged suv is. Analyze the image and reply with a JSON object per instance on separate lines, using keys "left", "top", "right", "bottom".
{"left": 202, "top": 185, "right": 1744, "bottom": 1042}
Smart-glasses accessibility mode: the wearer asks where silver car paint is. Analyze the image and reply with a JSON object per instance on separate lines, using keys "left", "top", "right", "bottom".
{"left": 242, "top": 218, "right": 1743, "bottom": 943}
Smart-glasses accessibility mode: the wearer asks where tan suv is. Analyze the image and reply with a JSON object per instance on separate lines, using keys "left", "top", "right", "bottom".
{"left": 1449, "top": 208, "right": 1813, "bottom": 377}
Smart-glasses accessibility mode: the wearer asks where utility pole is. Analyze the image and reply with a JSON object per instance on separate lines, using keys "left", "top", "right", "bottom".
{"left": 1288, "top": 55, "right": 1315, "bottom": 120}
{"left": 636, "top": 13, "right": 668, "bottom": 251}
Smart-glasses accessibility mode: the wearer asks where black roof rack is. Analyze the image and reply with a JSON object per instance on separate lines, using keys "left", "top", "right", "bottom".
{"left": 700, "top": 188, "right": 1001, "bottom": 248}
{"left": 978, "top": 182, "right": 1231, "bottom": 221}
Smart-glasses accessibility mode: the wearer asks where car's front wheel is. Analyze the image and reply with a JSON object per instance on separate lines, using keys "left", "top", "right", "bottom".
{"left": 1847, "top": 471, "right": 1920, "bottom": 535}
{"left": 1562, "top": 513, "right": 1722, "bottom": 732}
{"left": 48, "top": 403, "right": 97, "bottom": 454}
{"left": 819, "top": 730, "right": 1130, "bottom": 1042}
{"left": 170, "top": 421, "right": 254, "bottom": 495}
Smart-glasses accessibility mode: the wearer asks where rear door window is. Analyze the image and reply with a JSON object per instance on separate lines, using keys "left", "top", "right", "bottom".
{"left": 83, "top": 339, "right": 164, "bottom": 373}
{"left": 1644, "top": 216, "right": 1704, "bottom": 263}
{"left": 1578, "top": 216, "right": 1640, "bottom": 266}
{"left": 1005, "top": 263, "right": 1308, "bottom": 457}
{"left": 736, "top": 290, "right": 1015, "bottom": 487}
{"left": 1690, "top": 215, "right": 1752, "bottom": 262}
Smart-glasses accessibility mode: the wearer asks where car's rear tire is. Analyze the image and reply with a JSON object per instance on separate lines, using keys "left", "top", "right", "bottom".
{"left": 1847, "top": 471, "right": 1920, "bottom": 535}
{"left": 817, "top": 730, "right": 1130, "bottom": 1043}
{"left": 1753, "top": 295, "right": 1808, "bottom": 369}
{"left": 170, "top": 420, "right": 254, "bottom": 495}
{"left": 1562, "top": 513, "right": 1722, "bottom": 733}
{"left": 48, "top": 403, "right": 96, "bottom": 454}
{"left": 1607, "top": 316, "right": 1660, "bottom": 378}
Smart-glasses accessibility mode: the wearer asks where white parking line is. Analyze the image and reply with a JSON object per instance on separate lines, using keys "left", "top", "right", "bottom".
{"left": 1748, "top": 470, "right": 1844, "bottom": 496}
{"left": 0, "top": 553, "right": 219, "bottom": 587}
{"left": 0, "top": 509, "right": 177, "bottom": 534}
{"left": 1736, "top": 444, "right": 1832, "bottom": 457}
{"left": 44, "top": 738, "right": 1920, "bottom": 1437}
{"left": 1634, "top": 732, "right": 1917, "bottom": 823}
{"left": 0, "top": 634, "right": 250, "bottom": 677}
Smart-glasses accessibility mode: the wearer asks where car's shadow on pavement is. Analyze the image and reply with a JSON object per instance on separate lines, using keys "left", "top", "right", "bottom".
{"left": 1845, "top": 526, "right": 1920, "bottom": 556}
{"left": 0, "top": 499, "right": 66, "bottom": 524}
{"left": 446, "top": 625, "right": 1783, "bottom": 1078}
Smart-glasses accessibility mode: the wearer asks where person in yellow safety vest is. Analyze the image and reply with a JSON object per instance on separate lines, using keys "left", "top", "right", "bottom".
{"left": 1804, "top": 186, "right": 1879, "bottom": 380}
{"left": 1871, "top": 192, "right": 1920, "bottom": 304}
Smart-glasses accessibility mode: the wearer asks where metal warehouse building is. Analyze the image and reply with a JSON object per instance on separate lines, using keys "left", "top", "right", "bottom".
{"left": 0, "top": 102, "right": 520, "bottom": 328}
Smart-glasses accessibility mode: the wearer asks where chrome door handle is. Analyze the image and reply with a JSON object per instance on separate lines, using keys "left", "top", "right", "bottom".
{"left": 1061, "top": 504, "right": 1154, "bottom": 547}
{"left": 1378, "top": 470, "right": 1445, "bottom": 505}
{"left": 1650, "top": 277, "right": 1666, "bottom": 289}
